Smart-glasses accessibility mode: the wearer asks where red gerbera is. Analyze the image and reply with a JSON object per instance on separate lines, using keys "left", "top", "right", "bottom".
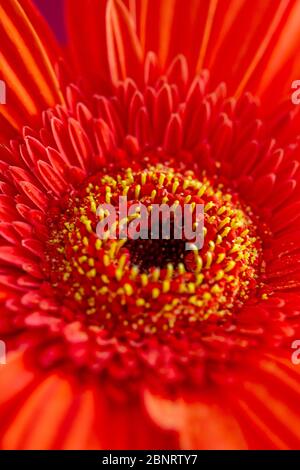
{"left": 1, "top": 0, "right": 300, "bottom": 450}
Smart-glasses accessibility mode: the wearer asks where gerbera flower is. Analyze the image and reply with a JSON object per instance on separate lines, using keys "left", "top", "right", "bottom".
{"left": 1, "top": 0, "right": 300, "bottom": 450}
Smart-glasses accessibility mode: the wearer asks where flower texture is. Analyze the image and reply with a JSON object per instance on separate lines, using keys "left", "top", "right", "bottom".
{"left": 1, "top": 0, "right": 300, "bottom": 450}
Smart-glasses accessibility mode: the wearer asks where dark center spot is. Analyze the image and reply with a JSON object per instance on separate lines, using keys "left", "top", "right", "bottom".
{"left": 125, "top": 237, "right": 187, "bottom": 272}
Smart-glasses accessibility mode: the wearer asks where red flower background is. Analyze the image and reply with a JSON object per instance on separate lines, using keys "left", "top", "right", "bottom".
{"left": 1, "top": 0, "right": 300, "bottom": 450}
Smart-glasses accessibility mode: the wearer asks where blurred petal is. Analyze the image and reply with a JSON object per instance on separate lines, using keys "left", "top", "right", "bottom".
{"left": 145, "top": 390, "right": 247, "bottom": 449}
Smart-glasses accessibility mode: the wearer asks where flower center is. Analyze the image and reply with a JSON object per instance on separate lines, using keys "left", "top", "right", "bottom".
{"left": 44, "top": 163, "right": 262, "bottom": 334}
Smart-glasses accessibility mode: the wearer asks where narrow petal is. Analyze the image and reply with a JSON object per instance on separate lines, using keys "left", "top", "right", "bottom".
{"left": 145, "top": 391, "right": 247, "bottom": 449}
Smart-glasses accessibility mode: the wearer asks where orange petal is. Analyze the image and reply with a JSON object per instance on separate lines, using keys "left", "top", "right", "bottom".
{"left": 257, "top": 0, "right": 300, "bottom": 107}
{"left": 0, "top": 352, "right": 34, "bottom": 406}
{"left": 106, "top": 0, "right": 143, "bottom": 84}
{"left": 145, "top": 390, "right": 247, "bottom": 449}
{"left": 0, "top": 0, "right": 64, "bottom": 138}
{"left": 66, "top": 0, "right": 112, "bottom": 94}
{"left": 2, "top": 374, "right": 71, "bottom": 449}
{"left": 228, "top": 352, "right": 300, "bottom": 449}
{"left": 134, "top": 0, "right": 298, "bottom": 102}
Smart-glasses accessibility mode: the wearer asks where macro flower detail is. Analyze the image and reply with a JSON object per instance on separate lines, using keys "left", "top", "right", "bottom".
{"left": 44, "top": 160, "right": 262, "bottom": 354}
{"left": 1, "top": 0, "right": 300, "bottom": 450}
